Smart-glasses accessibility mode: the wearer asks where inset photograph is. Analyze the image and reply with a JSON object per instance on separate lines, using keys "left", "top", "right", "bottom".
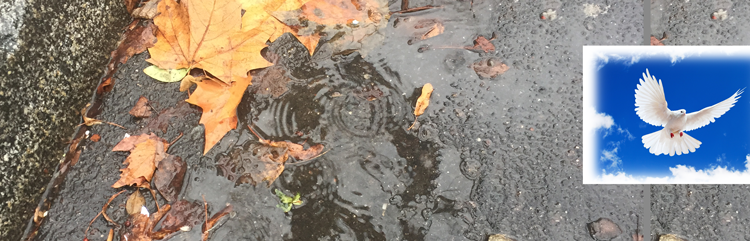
{"left": 584, "top": 46, "right": 750, "bottom": 184}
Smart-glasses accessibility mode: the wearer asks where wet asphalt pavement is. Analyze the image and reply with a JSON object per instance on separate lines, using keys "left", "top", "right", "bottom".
{"left": 3, "top": 0, "right": 750, "bottom": 240}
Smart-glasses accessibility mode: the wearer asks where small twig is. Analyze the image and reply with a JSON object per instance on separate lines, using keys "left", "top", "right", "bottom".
{"left": 202, "top": 195, "right": 208, "bottom": 229}
{"left": 167, "top": 132, "right": 182, "bottom": 152}
{"left": 408, "top": 118, "right": 418, "bottom": 130}
{"left": 286, "top": 148, "right": 331, "bottom": 167}
{"left": 148, "top": 187, "right": 160, "bottom": 211}
{"left": 390, "top": 5, "right": 442, "bottom": 14}
{"left": 247, "top": 125, "right": 270, "bottom": 144}
{"left": 85, "top": 190, "right": 126, "bottom": 239}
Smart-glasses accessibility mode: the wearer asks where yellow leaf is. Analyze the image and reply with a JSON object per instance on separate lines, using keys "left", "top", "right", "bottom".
{"left": 409, "top": 83, "right": 433, "bottom": 130}
{"left": 144, "top": 65, "right": 188, "bottom": 83}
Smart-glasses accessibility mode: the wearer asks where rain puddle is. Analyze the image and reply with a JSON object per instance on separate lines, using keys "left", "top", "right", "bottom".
{"left": 179, "top": 32, "right": 475, "bottom": 240}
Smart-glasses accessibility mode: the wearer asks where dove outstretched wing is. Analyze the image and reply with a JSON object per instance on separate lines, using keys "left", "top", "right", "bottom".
{"left": 684, "top": 88, "right": 743, "bottom": 132}
{"left": 635, "top": 69, "right": 672, "bottom": 127}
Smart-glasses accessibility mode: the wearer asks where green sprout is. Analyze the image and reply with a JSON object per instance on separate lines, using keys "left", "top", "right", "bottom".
{"left": 275, "top": 189, "right": 303, "bottom": 212}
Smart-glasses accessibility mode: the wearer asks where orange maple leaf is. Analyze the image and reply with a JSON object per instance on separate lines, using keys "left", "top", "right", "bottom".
{"left": 147, "top": 0, "right": 274, "bottom": 84}
{"left": 112, "top": 133, "right": 169, "bottom": 188}
{"left": 186, "top": 76, "right": 250, "bottom": 154}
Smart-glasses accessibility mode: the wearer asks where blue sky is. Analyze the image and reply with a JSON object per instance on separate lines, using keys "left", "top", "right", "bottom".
{"left": 583, "top": 46, "right": 750, "bottom": 184}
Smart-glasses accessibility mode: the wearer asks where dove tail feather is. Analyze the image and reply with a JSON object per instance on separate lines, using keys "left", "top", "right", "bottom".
{"left": 642, "top": 129, "right": 702, "bottom": 156}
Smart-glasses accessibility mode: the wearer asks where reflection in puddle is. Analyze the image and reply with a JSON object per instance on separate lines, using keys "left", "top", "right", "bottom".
{"left": 196, "top": 44, "right": 476, "bottom": 239}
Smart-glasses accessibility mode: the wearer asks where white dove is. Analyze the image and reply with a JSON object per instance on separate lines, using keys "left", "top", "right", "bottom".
{"left": 635, "top": 69, "right": 743, "bottom": 156}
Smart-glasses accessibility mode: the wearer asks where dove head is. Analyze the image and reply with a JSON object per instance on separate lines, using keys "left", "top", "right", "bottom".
{"left": 676, "top": 109, "right": 686, "bottom": 116}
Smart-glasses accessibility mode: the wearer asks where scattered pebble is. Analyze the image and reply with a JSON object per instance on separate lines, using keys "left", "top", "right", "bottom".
{"left": 659, "top": 234, "right": 687, "bottom": 241}
{"left": 587, "top": 218, "right": 622, "bottom": 240}
{"left": 541, "top": 9, "right": 557, "bottom": 20}
{"left": 712, "top": 9, "right": 728, "bottom": 21}
{"left": 488, "top": 234, "right": 516, "bottom": 241}
{"left": 583, "top": 3, "right": 609, "bottom": 18}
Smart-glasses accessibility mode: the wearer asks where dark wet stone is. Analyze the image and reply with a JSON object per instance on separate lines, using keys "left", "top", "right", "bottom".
{"left": 588, "top": 218, "right": 623, "bottom": 240}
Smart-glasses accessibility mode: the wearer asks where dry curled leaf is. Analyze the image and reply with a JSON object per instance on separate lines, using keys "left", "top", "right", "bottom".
{"left": 466, "top": 34, "right": 495, "bottom": 53}
{"left": 472, "top": 57, "right": 509, "bottom": 79}
{"left": 129, "top": 96, "right": 152, "bottom": 118}
{"left": 126, "top": 190, "right": 146, "bottom": 216}
{"left": 112, "top": 133, "right": 170, "bottom": 188}
{"left": 186, "top": 77, "right": 250, "bottom": 154}
{"left": 409, "top": 83, "right": 433, "bottom": 130}
{"left": 132, "top": 0, "right": 161, "bottom": 19}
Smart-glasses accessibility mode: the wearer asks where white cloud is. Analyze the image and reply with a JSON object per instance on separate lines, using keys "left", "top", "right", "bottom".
{"left": 595, "top": 154, "right": 750, "bottom": 184}
{"left": 600, "top": 147, "right": 621, "bottom": 169}
{"left": 617, "top": 127, "right": 635, "bottom": 140}
{"left": 584, "top": 107, "right": 614, "bottom": 131}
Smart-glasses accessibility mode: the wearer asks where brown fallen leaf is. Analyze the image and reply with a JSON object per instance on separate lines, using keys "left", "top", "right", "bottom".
{"left": 269, "top": 0, "right": 386, "bottom": 56}
{"left": 407, "top": 19, "right": 444, "bottom": 45}
{"left": 250, "top": 126, "right": 325, "bottom": 161}
{"left": 186, "top": 77, "right": 250, "bottom": 154}
{"left": 67, "top": 134, "right": 84, "bottom": 166}
{"left": 98, "top": 19, "right": 156, "bottom": 95}
{"left": 144, "top": 101, "right": 197, "bottom": 134}
{"left": 90, "top": 134, "right": 101, "bottom": 142}
{"left": 129, "top": 96, "right": 153, "bottom": 118}
{"left": 121, "top": 204, "right": 172, "bottom": 241}
{"left": 111, "top": 20, "right": 157, "bottom": 67}
{"left": 408, "top": 83, "right": 433, "bottom": 130}
{"left": 150, "top": 200, "right": 204, "bottom": 239}
{"left": 215, "top": 142, "right": 289, "bottom": 186}
{"left": 472, "top": 57, "right": 509, "bottom": 79}
{"left": 214, "top": 127, "right": 325, "bottom": 186}
{"left": 132, "top": 0, "right": 160, "bottom": 19}
{"left": 353, "top": 84, "right": 384, "bottom": 101}
{"left": 147, "top": 0, "right": 273, "bottom": 84}
{"left": 126, "top": 190, "right": 146, "bottom": 216}
{"left": 466, "top": 33, "right": 496, "bottom": 53}
{"left": 249, "top": 65, "right": 292, "bottom": 98}
{"left": 153, "top": 155, "right": 186, "bottom": 203}
{"left": 651, "top": 32, "right": 667, "bottom": 46}
{"left": 112, "top": 133, "right": 170, "bottom": 188}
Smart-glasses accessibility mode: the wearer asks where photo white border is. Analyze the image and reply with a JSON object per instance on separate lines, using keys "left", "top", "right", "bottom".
{"left": 583, "top": 46, "right": 750, "bottom": 184}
